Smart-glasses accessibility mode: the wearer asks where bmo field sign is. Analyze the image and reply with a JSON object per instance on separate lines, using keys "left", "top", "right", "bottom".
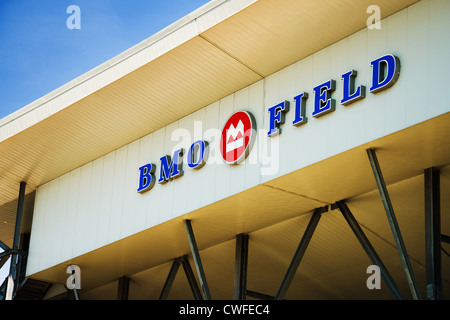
{"left": 137, "top": 54, "right": 400, "bottom": 194}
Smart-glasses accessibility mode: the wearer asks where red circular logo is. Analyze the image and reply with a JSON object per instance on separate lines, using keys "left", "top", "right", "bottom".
{"left": 220, "top": 110, "right": 256, "bottom": 164}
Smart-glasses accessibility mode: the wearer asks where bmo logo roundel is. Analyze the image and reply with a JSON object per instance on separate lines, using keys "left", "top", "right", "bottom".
{"left": 220, "top": 110, "right": 256, "bottom": 164}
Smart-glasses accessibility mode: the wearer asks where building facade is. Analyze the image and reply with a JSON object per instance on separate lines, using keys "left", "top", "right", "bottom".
{"left": 0, "top": 0, "right": 449, "bottom": 300}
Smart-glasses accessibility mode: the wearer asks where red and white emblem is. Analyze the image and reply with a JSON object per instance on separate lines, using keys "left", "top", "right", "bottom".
{"left": 220, "top": 110, "right": 256, "bottom": 164}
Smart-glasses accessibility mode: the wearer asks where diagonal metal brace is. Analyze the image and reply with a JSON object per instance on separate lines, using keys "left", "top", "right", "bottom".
{"left": 0, "top": 240, "right": 10, "bottom": 252}
{"left": 333, "top": 200, "right": 404, "bottom": 300}
{"left": 180, "top": 255, "right": 203, "bottom": 300}
{"left": 159, "top": 258, "right": 181, "bottom": 300}
{"left": 366, "top": 148, "right": 421, "bottom": 300}
{"left": 184, "top": 219, "right": 211, "bottom": 300}
{"left": 274, "top": 205, "right": 328, "bottom": 300}
{"left": 0, "top": 249, "right": 26, "bottom": 259}
{"left": 442, "top": 234, "right": 450, "bottom": 244}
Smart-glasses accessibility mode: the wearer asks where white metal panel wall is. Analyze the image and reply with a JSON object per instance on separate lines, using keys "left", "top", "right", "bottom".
{"left": 27, "top": 0, "right": 450, "bottom": 275}
{"left": 260, "top": 0, "right": 450, "bottom": 181}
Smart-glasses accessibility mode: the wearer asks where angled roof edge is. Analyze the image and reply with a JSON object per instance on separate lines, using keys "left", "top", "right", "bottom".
{"left": 0, "top": 0, "right": 257, "bottom": 140}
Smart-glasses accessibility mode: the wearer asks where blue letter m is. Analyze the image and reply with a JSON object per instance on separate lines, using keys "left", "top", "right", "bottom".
{"left": 158, "top": 148, "right": 184, "bottom": 184}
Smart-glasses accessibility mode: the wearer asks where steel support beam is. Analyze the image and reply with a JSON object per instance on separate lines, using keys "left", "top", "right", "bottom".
{"left": 0, "top": 240, "right": 10, "bottom": 270}
{"left": 184, "top": 220, "right": 211, "bottom": 300}
{"left": 0, "top": 251, "right": 10, "bottom": 259}
{"left": 73, "top": 288, "right": 81, "bottom": 300}
{"left": 0, "top": 240, "right": 9, "bottom": 252}
{"left": 7, "top": 181, "right": 26, "bottom": 300}
{"left": 274, "top": 206, "right": 327, "bottom": 300}
{"left": 0, "top": 249, "right": 24, "bottom": 279}
{"left": 424, "top": 167, "right": 442, "bottom": 300}
{"left": 0, "top": 256, "right": 9, "bottom": 269}
{"left": 180, "top": 255, "right": 203, "bottom": 300}
{"left": 234, "top": 234, "right": 249, "bottom": 300}
{"left": 246, "top": 290, "right": 274, "bottom": 300}
{"left": 442, "top": 234, "right": 450, "bottom": 244}
{"left": 12, "top": 182, "right": 26, "bottom": 251}
{"left": 159, "top": 258, "right": 181, "bottom": 300}
{"left": 366, "top": 148, "right": 421, "bottom": 300}
{"left": 117, "top": 276, "right": 130, "bottom": 300}
{"left": 333, "top": 200, "right": 404, "bottom": 300}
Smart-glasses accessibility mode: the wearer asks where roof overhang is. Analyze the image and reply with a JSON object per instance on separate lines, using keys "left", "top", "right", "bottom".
{"left": 0, "top": 0, "right": 421, "bottom": 273}
{"left": 28, "top": 112, "right": 450, "bottom": 298}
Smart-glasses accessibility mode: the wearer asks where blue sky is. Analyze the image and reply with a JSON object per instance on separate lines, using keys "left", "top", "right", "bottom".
{"left": 0, "top": 0, "right": 209, "bottom": 120}
{"left": 0, "top": 0, "right": 209, "bottom": 290}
